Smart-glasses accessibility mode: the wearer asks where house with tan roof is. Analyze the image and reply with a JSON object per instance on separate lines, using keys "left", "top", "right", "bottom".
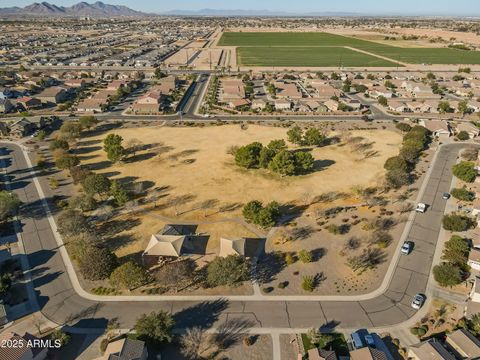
{"left": 274, "top": 81, "right": 302, "bottom": 99}
{"left": 469, "top": 248, "right": 480, "bottom": 271}
{"left": 219, "top": 237, "right": 265, "bottom": 259}
{"left": 408, "top": 339, "right": 455, "bottom": 360}
{"left": 456, "top": 122, "right": 480, "bottom": 138}
{"left": 308, "top": 348, "right": 337, "bottom": 360}
{"left": 130, "top": 90, "right": 166, "bottom": 114}
{"left": 420, "top": 120, "right": 452, "bottom": 138}
{"left": 220, "top": 79, "right": 245, "bottom": 102}
{"left": 445, "top": 328, "right": 480, "bottom": 359}
{"left": 96, "top": 337, "right": 147, "bottom": 360}
{"left": 274, "top": 99, "right": 292, "bottom": 111}
{"left": 37, "top": 86, "right": 69, "bottom": 104}
{"left": 350, "top": 347, "right": 388, "bottom": 360}
{"left": 77, "top": 98, "right": 107, "bottom": 113}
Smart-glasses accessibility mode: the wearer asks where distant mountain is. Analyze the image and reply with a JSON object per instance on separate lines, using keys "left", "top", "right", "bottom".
{"left": 161, "top": 8, "right": 362, "bottom": 17}
{"left": 0, "top": 1, "right": 149, "bottom": 17}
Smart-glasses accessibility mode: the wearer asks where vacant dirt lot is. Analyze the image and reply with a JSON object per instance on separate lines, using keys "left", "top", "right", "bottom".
{"left": 78, "top": 124, "right": 402, "bottom": 216}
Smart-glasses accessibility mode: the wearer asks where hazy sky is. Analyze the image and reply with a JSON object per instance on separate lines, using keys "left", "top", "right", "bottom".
{"left": 1, "top": 0, "right": 479, "bottom": 15}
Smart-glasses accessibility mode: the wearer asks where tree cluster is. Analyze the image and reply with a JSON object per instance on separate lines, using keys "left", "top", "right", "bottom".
{"left": 287, "top": 126, "right": 326, "bottom": 147}
{"left": 234, "top": 139, "right": 315, "bottom": 176}
{"left": 206, "top": 255, "right": 250, "bottom": 287}
{"left": 385, "top": 125, "right": 431, "bottom": 188}
{"left": 242, "top": 200, "right": 280, "bottom": 228}
{"left": 452, "top": 161, "right": 477, "bottom": 183}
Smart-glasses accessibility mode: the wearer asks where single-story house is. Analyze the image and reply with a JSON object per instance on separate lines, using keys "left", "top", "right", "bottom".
{"left": 324, "top": 100, "right": 339, "bottom": 112}
{"left": 456, "top": 122, "right": 480, "bottom": 138}
{"left": 420, "top": 120, "right": 452, "bottom": 138}
{"left": 96, "top": 337, "right": 147, "bottom": 360}
{"left": 469, "top": 248, "right": 480, "bottom": 271}
{"left": 274, "top": 99, "right": 292, "bottom": 111}
{"left": 445, "top": 328, "right": 480, "bottom": 360}
{"left": 219, "top": 237, "right": 265, "bottom": 259}
{"left": 130, "top": 90, "right": 166, "bottom": 114}
{"left": 36, "top": 86, "right": 69, "bottom": 104}
{"left": 0, "top": 332, "right": 48, "bottom": 360}
{"left": 388, "top": 100, "right": 410, "bottom": 113}
{"left": 8, "top": 118, "right": 37, "bottom": 138}
{"left": 408, "top": 339, "right": 455, "bottom": 360}
{"left": 229, "top": 98, "right": 250, "bottom": 109}
{"left": 308, "top": 348, "right": 337, "bottom": 360}
{"left": 350, "top": 347, "right": 387, "bottom": 360}
{"left": 16, "top": 96, "right": 42, "bottom": 110}
{"left": 77, "top": 98, "right": 106, "bottom": 113}
{"left": 251, "top": 99, "right": 267, "bottom": 111}
{"left": 142, "top": 224, "right": 198, "bottom": 266}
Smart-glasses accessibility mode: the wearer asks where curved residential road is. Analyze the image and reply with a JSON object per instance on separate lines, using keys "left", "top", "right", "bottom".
{"left": 0, "top": 141, "right": 472, "bottom": 332}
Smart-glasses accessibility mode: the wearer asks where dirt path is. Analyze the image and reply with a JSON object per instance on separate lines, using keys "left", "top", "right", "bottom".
{"left": 344, "top": 46, "right": 407, "bottom": 66}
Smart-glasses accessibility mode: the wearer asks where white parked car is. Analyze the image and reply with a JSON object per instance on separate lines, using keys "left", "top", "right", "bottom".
{"left": 411, "top": 294, "right": 425, "bottom": 309}
{"left": 416, "top": 203, "right": 427, "bottom": 213}
{"left": 401, "top": 241, "right": 413, "bottom": 255}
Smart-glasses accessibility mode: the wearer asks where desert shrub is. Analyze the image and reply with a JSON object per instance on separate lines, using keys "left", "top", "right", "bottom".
{"left": 301, "top": 276, "right": 315, "bottom": 292}
{"left": 298, "top": 249, "right": 313, "bottom": 263}
{"left": 433, "top": 263, "right": 463, "bottom": 287}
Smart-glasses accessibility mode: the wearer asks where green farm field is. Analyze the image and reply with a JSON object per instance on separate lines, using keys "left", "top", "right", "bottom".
{"left": 237, "top": 47, "right": 398, "bottom": 67}
{"left": 219, "top": 32, "right": 480, "bottom": 66}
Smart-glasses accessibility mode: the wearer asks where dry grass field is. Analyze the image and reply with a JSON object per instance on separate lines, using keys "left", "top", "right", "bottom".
{"left": 78, "top": 124, "right": 401, "bottom": 215}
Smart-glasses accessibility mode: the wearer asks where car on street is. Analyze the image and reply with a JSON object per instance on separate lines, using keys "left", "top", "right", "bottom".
{"left": 416, "top": 203, "right": 427, "bottom": 213}
{"left": 411, "top": 294, "right": 426, "bottom": 309}
{"left": 442, "top": 192, "right": 450, "bottom": 200}
{"left": 401, "top": 241, "right": 414, "bottom": 255}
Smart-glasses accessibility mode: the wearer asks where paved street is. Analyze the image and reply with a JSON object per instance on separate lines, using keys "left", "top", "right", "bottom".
{"left": 0, "top": 141, "right": 470, "bottom": 333}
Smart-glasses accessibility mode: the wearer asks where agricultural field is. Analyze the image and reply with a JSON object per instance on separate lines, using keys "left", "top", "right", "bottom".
{"left": 237, "top": 47, "right": 397, "bottom": 67}
{"left": 219, "top": 32, "right": 480, "bottom": 66}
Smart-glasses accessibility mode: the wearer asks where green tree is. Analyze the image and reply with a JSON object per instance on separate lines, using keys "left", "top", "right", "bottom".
{"left": 49, "top": 139, "right": 69, "bottom": 151}
{"left": 57, "top": 210, "right": 91, "bottom": 237}
{"left": 59, "top": 121, "right": 82, "bottom": 140}
{"left": 135, "top": 311, "right": 174, "bottom": 344}
{"left": 83, "top": 174, "right": 111, "bottom": 197}
{"left": 439, "top": 101, "right": 452, "bottom": 114}
{"left": 458, "top": 100, "right": 470, "bottom": 115}
{"left": 55, "top": 155, "right": 80, "bottom": 170}
{"left": 79, "top": 116, "right": 99, "bottom": 130}
{"left": 294, "top": 151, "right": 315, "bottom": 173}
{"left": 243, "top": 200, "right": 263, "bottom": 223}
{"left": 103, "top": 134, "right": 125, "bottom": 163}
{"left": 442, "top": 214, "right": 476, "bottom": 232}
{"left": 303, "top": 128, "right": 326, "bottom": 146}
{"left": 451, "top": 187, "right": 475, "bottom": 202}
{"left": 0, "top": 273, "right": 12, "bottom": 295}
{"left": 110, "top": 180, "right": 129, "bottom": 207}
{"left": 384, "top": 156, "right": 409, "bottom": 172}
{"left": 433, "top": 263, "right": 463, "bottom": 287}
{"left": 0, "top": 191, "right": 21, "bottom": 223}
{"left": 287, "top": 126, "right": 303, "bottom": 145}
{"left": 386, "top": 169, "right": 410, "bottom": 188}
{"left": 207, "top": 255, "right": 250, "bottom": 287}
{"left": 442, "top": 235, "right": 470, "bottom": 266}
{"left": 78, "top": 246, "right": 118, "bottom": 281}
{"left": 378, "top": 96, "right": 388, "bottom": 107}
{"left": 452, "top": 161, "right": 477, "bottom": 182}
{"left": 258, "top": 147, "right": 276, "bottom": 169}
{"left": 110, "top": 261, "right": 150, "bottom": 290}
{"left": 457, "top": 131, "right": 470, "bottom": 141}
{"left": 342, "top": 79, "right": 351, "bottom": 93}
{"left": 269, "top": 150, "right": 296, "bottom": 176}
{"left": 234, "top": 142, "right": 263, "bottom": 168}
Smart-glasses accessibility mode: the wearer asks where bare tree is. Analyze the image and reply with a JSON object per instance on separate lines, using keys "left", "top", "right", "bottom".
{"left": 180, "top": 327, "right": 209, "bottom": 359}
{"left": 126, "top": 138, "right": 143, "bottom": 157}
